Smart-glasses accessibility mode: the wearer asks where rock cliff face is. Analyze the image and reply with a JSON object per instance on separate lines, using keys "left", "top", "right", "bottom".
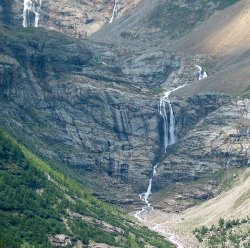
{"left": 152, "top": 98, "right": 250, "bottom": 211}
{"left": 0, "top": 0, "right": 141, "bottom": 36}
{"left": 0, "top": 0, "right": 249, "bottom": 210}
{"left": 0, "top": 25, "right": 175, "bottom": 203}
{"left": 0, "top": 25, "right": 238, "bottom": 206}
{"left": 160, "top": 99, "right": 250, "bottom": 183}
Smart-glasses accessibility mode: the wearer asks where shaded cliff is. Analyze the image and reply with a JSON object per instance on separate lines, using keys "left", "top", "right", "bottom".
{"left": 0, "top": 25, "right": 174, "bottom": 204}
{"left": 0, "top": 0, "right": 249, "bottom": 213}
{"left": 0, "top": 24, "right": 235, "bottom": 207}
{"left": 152, "top": 98, "right": 250, "bottom": 212}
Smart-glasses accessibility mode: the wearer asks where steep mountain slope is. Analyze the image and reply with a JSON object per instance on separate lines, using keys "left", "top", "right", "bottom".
{"left": 0, "top": 1, "right": 248, "bottom": 211}
{"left": 0, "top": 24, "right": 170, "bottom": 205}
{"left": 151, "top": 97, "right": 250, "bottom": 212}
{"left": 92, "top": 0, "right": 243, "bottom": 45}
{"left": 0, "top": 24, "right": 236, "bottom": 209}
{"left": 0, "top": 0, "right": 249, "bottom": 239}
{"left": 173, "top": 0, "right": 250, "bottom": 97}
{"left": 92, "top": 0, "right": 250, "bottom": 97}
{"left": 0, "top": 128, "right": 174, "bottom": 248}
{"left": 175, "top": 0, "right": 249, "bottom": 57}
{"left": 0, "top": 0, "right": 141, "bottom": 36}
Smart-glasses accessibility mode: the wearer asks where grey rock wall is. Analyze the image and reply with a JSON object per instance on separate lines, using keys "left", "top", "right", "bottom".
{"left": 154, "top": 99, "right": 250, "bottom": 190}
{"left": 0, "top": 25, "right": 248, "bottom": 207}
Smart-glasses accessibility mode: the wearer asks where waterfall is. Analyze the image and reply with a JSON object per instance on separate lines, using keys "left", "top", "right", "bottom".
{"left": 159, "top": 97, "right": 176, "bottom": 150}
{"left": 153, "top": 163, "right": 159, "bottom": 176}
{"left": 226, "top": 145, "right": 232, "bottom": 170}
{"left": 195, "top": 64, "right": 207, "bottom": 80}
{"left": 135, "top": 85, "right": 187, "bottom": 216}
{"left": 109, "top": 0, "right": 118, "bottom": 24}
{"left": 23, "top": 0, "right": 42, "bottom": 28}
{"left": 159, "top": 85, "right": 186, "bottom": 151}
{"left": 139, "top": 163, "right": 159, "bottom": 207}
{"left": 134, "top": 85, "right": 187, "bottom": 247}
{"left": 139, "top": 179, "right": 152, "bottom": 207}
{"left": 159, "top": 98, "right": 169, "bottom": 150}
{"left": 168, "top": 100, "right": 176, "bottom": 145}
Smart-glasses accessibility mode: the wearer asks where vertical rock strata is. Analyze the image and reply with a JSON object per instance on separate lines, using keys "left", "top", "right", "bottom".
{"left": 156, "top": 99, "right": 250, "bottom": 187}
{"left": 0, "top": 11, "right": 249, "bottom": 207}
{"left": 0, "top": 26, "right": 236, "bottom": 203}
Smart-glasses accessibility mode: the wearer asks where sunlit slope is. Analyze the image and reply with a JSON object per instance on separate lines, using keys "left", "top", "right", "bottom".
{"left": 181, "top": 168, "right": 250, "bottom": 226}
{"left": 174, "top": 0, "right": 250, "bottom": 96}
{"left": 175, "top": 58, "right": 250, "bottom": 96}
{"left": 168, "top": 167, "right": 250, "bottom": 246}
{"left": 176, "top": 0, "right": 250, "bottom": 57}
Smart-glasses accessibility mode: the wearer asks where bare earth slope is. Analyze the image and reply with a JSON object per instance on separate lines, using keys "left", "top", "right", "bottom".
{"left": 142, "top": 165, "right": 250, "bottom": 247}
{"left": 175, "top": 0, "right": 250, "bottom": 96}
{"left": 175, "top": 0, "right": 250, "bottom": 57}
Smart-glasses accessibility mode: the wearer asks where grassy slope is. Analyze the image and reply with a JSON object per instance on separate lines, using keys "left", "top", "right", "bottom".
{"left": 171, "top": 167, "right": 250, "bottom": 247}
{"left": 0, "top": 128, "right": 174, "bottom": 248}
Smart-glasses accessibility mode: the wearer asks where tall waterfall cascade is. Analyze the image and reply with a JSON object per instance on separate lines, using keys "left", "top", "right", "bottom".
{"left": 136, "top": 85, "right": 186, "bottom": 212}
{"left": 138, "top": 163, "right": 159, "bottom": 208}
{"left": 134, "top": 85, "right": 186, "bottom": 247}
{"left": 109, "top": 0, "right": 118, "bottom": 24}
{"left": 135, "top": 66, "right": 208, "bottom": 211}
{"left": 23, "top": 0, "right": 42, "bottom": 28}
{"left": 159, "top": 95, "right": 177, "bottom": 150}
{"left": 134, "top": 66, "right": 208, "bottom": 247}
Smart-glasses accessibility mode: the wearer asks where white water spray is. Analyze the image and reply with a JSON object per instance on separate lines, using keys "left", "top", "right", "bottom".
{"left": 109, "top": 0, "right": 118, "bottom": 24}
{"left": 159, "top": 85, "right": 186, "bottom": 150}
{"left": 195, "top": 64, "right": 207, "bottom": 80}
{"left": 139, "top": 163, "right": 159, "bottom": 207}
{"left": 226, "top": 146, "right": 232, "bottom": 170}
{"left": 23, "top": 0, "right": 42, "bottom": 28}
{"left": 159, "top": 98, "right": 169, "bottom": 150}
{"left": 136, "top": 85, "right": 186, "bottom": 213}
{"left": 168, "top": 101, "right": 176, "bottom": 145}
{"left": 134, "top": 85, "right": 187, "bottom": 247}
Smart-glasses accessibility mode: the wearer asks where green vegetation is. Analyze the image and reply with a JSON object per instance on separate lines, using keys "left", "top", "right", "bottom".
{"left": 0, "top": 128, "right": 174, "bottom": 247}
{"left": 241, "top": 85, "right": 250, "bottom": 99}
{"left": 194, "top": 218, "right": 250, "bottom": 247}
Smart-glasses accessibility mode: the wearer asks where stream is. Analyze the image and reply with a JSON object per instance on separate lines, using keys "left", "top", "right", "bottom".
{"left": 134, "top": 85, "right": 186, "bottom": 248}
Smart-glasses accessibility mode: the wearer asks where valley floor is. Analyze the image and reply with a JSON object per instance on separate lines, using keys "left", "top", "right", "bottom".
{"left": 133, "top": 167, "right": 250, "bottom": 248}
{"left": 133, "top": 208, "right": 200, "bottom": 248}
